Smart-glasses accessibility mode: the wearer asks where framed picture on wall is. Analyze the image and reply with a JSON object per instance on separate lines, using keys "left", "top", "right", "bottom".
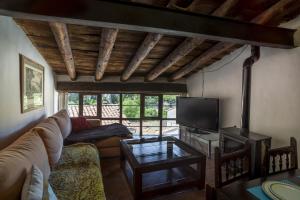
{"left": 20, "top": 54, "right": 44, "bottom": 113}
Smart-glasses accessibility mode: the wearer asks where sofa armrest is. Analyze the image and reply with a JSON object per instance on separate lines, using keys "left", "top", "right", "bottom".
{"left": 87, "top": 119, "right": 101, "bottom": 128}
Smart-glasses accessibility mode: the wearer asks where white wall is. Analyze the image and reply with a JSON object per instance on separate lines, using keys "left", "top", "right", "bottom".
{"left": 187, "top": 15, "right": 300, "bottom": 162}
{"left": 0, "top": 16, "right": 57, "bottom": 148}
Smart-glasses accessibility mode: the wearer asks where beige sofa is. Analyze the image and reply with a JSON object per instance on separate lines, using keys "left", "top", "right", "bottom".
{"left": 0, "top": 110, "right": 106, "bottom": 200}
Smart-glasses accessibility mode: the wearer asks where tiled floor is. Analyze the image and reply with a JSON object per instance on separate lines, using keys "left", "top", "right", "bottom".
{"left": 100, "top": 157, "right": 214, "bottom": 200}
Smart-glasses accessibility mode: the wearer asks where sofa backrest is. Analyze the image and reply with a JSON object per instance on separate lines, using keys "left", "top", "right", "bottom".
{"left": 0, "top": 130, "right": 50, "bottom": 200}
{"left": 50, "top": 109, "right": 72, "bottom": 139}
{"left": 33, "top": 118, "right": 64, "bottom": 167}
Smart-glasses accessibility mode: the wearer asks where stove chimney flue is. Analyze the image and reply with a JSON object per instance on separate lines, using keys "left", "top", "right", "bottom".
{"left": 240, "top": 46, "right": 260, "bottom": 135}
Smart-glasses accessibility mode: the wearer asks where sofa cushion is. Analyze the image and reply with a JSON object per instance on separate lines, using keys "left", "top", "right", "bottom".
{"left": 96, "top": 136, "right": 129, "bottom": 148}
{"left": 33, "top": 118, "right": 64, "bottom": 167}
{"left": 55, "top": 143, "right": 100, "bottom": 169}
{"left": 86, "top": 119, "right": 101, "bottom": 128}
{"left": 50, "top": 109, "right": 72, "bottom": 139}
{"left": 71, "top": 117, "right": 92, "bottom": 133}
{"left": 0, "top": 131, "right": 50, "bottom": 200}
{"left": 49, "top": 165, "right": 106, "bottom": 200}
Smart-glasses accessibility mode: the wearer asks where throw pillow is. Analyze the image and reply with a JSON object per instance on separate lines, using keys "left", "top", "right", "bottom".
{"left": 71, "top": 117, "right": 92, "bottom": 132}
{"left": 21, "top": 165, "right": 44, "bottom": 200}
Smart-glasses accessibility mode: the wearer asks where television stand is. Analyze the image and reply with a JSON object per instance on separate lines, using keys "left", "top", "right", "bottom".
{"left": 186, "top": 127, "right": 210, "bottom": 135}
{"left": 180, "top": 126, "right": 219, "bottom": 158}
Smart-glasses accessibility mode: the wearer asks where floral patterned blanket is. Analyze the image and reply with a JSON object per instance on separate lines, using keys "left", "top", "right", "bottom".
{"left": 49, "top": 143, "right": 106, "bottom": 200}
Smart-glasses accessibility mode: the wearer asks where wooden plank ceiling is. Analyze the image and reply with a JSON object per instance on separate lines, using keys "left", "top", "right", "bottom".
{"left": 14, "top": 0, "right": 300, "bottom": 81}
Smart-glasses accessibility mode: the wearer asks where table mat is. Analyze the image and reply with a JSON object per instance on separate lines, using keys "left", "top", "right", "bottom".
{"left": 247, "top": 180, "right": 293, "bottom": 200}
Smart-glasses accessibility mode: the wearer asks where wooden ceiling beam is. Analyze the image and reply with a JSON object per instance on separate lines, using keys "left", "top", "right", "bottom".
{"left": 120, "top": 0, "right": 197, "bottom": 82}
{"left": 167, "top": 0, "right": 198, "bottom": 11}
{"left": 49, "top": 22, "right": 76, "bottom": 80}
{"left": 145, "top": 38, "right": 203, "bottom": 81}
{"left": 121, "top": 33, "right": 162, "bottom": 81}
{"left": 0, "top": 0, "right": 295, "bottom": 48}
{"left": 170, "top": 0, "right": 294, "bottom": 81}
{"left": 95, "top": 28, "right": 118, "bottom": 81}
{"left": 251, "top": 0, "right": 294, "bottom": 24}
{"left": 145, "top": 0, "right": 240, "bottom": 81}
{"left": 56, "top": 81, "right": 187, "bottom": 93}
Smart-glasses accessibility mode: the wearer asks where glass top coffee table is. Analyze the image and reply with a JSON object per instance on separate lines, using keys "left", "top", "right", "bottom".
{"left": 120, "top": 136, "right": 206, "bottom": 200}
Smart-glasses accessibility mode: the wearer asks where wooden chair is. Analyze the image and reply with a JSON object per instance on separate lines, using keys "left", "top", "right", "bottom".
{"left": 263, "top": 137, "right": 298, "bottom": 176}
{"left": 206, "top": 184, "right": 216, "bottom": 200}
{"left": 215, "top": 143, "right": 251, "bottom": 187}
{"left": 206, "top": 143, "right": 251, "bottom": 200}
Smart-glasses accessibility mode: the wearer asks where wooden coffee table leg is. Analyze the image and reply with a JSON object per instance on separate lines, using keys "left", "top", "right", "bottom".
{"left": 133, "top": 170, "right": 142, "bottom": 200}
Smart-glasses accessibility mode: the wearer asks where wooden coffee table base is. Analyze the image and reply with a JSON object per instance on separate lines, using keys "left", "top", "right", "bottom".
{"left": 120, "top": 137, "right": 206, "bottom": 200}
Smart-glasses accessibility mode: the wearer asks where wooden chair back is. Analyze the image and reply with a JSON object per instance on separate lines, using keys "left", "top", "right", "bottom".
{"left": 214, "top": 143, "right": 251, "bottom": 187}
{"left": 206, "top": 184, "right": 216, "bottom": 200}
{"left": 263, "top": 137, "right": 298, "bottom": 176}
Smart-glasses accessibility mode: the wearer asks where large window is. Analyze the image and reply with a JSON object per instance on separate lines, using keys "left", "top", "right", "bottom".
{"left": 122, "top": 94, "right": 140, "bottom": 119}
{"left": 142, "top": 120, "right": 160, "bottom": 136}
{"left": 67, "top": 93, "right": 79, "bottom": 117}
{"left": 83, "top": 95, "right": 97, "bottom": 117}
{"left": 123, "top": 120, "right": 140, "bottom": 136}
{"left": 144, "top": 95, "right": 159, "bottom": 118}
{"left": 122, "top": 94, "right": 141, "bottom": 135}
{"left": 162, "top": 95, "right": 179, "bottom": 136}
{"left": 163, "top": 95, "right": 177, "bottom": 119}
{"left": 102, "top": 94, "right": 120, "bottom": 119}
{"left": 67, "top": 93, "right": 180, "bottom": 137}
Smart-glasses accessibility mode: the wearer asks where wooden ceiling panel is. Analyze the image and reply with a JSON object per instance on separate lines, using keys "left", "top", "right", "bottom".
{"left": 104, "top": 30, "right": 146, "bottom": 74}
{"left": 186, "top": 0, "right": 222, "bottom": 14}
{"left": 161, "top": 40, "right": 218, "bottom": 74}
{"left": 117, "top": 30, "right": 146, "bottom": 41}
{"left": 38, "top": 47, "right": 62, "bottom": 57}
{"left": 29, "top": 35, "right": 58, "bottom": 48}
{"left": 12, "top": 0, "right": 300, "bottom": 80}
{"left": 15, "top": 18, "right": 67, "bottom": 74}
{"left": 68, "top": 30, "right": 100, "bottom": 51}
{"left": 37, "top": 47, "right": 64, "bottom": 64}
{"left": 67, "top": 24, "right": 101, "bottom": 35}
{"left": 70, "top": 41, "right": 99, "bottom": 52}
{"left": 183, "top": 44, "right": 242, "bottom": 78}
{"left": 152, "top": 36, "right": 183, "bottom": 49}
{"left": 267, "top": 0, "right": 300, "bottom": 26}
{"left": 68, "top": 34, "right": 100, "bottom": 43}
{"left": 14, "top": 19, "right": 53, "bottom": 37}
{"left": 134, "top": 35, "right": 184, "bottom": 73}
{"left": 74, "top": 57, "right": 97, "bottom": 68}
{"left": 73, "top": 49, "right": 98, "bottom": 56}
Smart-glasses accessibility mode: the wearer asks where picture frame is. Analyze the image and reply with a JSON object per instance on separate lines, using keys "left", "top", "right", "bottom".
{"left": 20, "top": 54, "right": 44, "bottom": 113}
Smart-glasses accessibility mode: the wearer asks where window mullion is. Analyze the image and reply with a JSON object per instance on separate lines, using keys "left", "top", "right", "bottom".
{"left": 159, "top": 94, "right": 163, "bottom": 137}
{"left": 97, "top": 94, "right": 102, "bottom": 118}
{"left": 120, "top": 94, "right": 122, "bottom": 124}
{"left": 79, "top": 93, "right": 83, "bottom": 117}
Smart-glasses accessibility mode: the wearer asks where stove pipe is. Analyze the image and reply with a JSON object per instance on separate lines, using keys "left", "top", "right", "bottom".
{"left": 240, "top": 46, "right": 260, "bottom": 135}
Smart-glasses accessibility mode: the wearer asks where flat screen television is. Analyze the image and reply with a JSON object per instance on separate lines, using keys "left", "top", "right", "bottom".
{"left": 176, "top": 97, "right": 219, "bottom": 132}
